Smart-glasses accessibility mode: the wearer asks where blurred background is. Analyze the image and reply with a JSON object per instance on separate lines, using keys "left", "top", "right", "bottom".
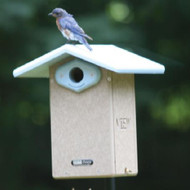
{"left": 1, "top": 0, "right": 190, "bottom": 189}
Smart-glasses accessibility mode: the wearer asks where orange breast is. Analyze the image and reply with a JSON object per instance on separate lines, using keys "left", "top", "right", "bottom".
{"left": 56, "top": 18, "right": 62, "bottom": 31}
{"left": 64, "top": 29, "right": 71, "bottom": 37}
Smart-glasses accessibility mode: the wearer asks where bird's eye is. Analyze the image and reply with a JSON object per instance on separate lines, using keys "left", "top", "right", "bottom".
{"left": 53, "top": 12, "right": 58, "bottom": 16}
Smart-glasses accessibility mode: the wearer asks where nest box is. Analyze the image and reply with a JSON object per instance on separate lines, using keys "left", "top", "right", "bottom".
{"left": 13, "top": 45, "right": 165, "bottom": 179}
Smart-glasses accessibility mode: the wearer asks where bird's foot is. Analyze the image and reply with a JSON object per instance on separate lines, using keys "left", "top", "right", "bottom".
{"left": 71, "top": 41, "right": 78, "bottom": 45}
{"left": 65, "top": 40, "right": 71, "bottom": 44}
{"left": 65, "top": 40, "right": 78, "bottom": 46}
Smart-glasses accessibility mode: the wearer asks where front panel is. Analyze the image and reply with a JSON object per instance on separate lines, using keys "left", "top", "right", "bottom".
{"left": 50, "top": 60, "right": 115, "bottom": 178}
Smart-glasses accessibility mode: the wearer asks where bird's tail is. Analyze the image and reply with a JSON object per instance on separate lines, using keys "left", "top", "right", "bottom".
{"left": 85, "top": 34, "right": 93, "bottom": 41}
{"left": 81, "top": 33, "right": 93, "bottom": 41}
{"left": 80, "top": 37, "right": 92, "bottom": 51}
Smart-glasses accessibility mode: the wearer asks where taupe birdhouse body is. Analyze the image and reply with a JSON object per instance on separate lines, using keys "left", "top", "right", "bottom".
{"left": 13, "top": 44, "right": 165, "bottom": 178}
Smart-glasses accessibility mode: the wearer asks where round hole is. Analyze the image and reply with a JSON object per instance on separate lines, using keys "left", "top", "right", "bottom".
{"left": 69, "top": 67, "right": 84, "bottom": 83}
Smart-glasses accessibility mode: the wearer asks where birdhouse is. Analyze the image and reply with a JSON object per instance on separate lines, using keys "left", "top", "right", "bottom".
{"left": 13, "top": 44, "right": 165, "bottom": 179}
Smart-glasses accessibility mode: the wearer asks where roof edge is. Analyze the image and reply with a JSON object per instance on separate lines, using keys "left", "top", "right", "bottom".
{"left": 13, "top": 44, "right": 165, "bottom": 78}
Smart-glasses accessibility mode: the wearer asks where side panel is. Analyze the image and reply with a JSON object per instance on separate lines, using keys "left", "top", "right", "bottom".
{"left": 50, "top": 60, "right": 115, "bottom": 178}
{"left": 112, "top": 73, "right": 138, "bottom": 176}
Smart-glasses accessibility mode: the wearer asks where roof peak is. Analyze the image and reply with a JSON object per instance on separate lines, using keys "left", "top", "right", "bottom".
{"left": 13, "top": 44, "right": 165, "bottom": 78}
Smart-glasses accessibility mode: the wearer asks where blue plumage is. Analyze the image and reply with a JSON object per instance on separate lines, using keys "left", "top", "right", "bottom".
{"left": 49, "top": 8, "right": 93, "bottom": 51}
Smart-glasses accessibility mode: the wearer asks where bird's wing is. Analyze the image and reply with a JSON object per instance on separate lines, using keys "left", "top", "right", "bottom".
{"left": 60, "top": 17, "right": 84, "bottom": 34}
{"left": 59, "top": 17, "right": 92, "bottom": 40}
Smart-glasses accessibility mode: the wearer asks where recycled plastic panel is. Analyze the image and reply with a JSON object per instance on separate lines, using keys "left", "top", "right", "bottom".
{"left": 13, "top": 44, "right": 165, "bottom": 78}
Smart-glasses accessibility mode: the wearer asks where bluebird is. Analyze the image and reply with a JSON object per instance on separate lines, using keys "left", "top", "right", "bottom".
{"left": 48, "top": 8, "right": 93, "bottom": 51}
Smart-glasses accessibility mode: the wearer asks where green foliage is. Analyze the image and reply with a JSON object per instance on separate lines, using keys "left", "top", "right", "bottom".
{"left": 1, "top": 0, "right": 190, "bottom": 189}
{"left": 151, "top": 85, "right": 190, "bottom": 131}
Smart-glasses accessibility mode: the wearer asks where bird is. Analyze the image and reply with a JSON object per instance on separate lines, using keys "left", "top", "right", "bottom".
{"left": 48, "top": 8, "right": 93, "bottom": 51}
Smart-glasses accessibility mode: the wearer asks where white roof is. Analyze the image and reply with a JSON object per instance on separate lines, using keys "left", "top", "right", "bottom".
{"left": 13, "top": 44, "right": 165, "bottom": 78}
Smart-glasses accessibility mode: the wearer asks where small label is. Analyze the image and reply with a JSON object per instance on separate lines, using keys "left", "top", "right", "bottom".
{"left": 71, "top": 159, "right": 93, "bottom": 166}
{"left": 116, "top": 117, "right": 130, "bottom": 130}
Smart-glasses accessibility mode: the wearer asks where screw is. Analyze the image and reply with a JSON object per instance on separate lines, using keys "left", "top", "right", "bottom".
{"left": 125, "top": 168, "right": 132, "bottom": 174}
{"left": 107, "top": 77, "right": 111, "bottom": 82}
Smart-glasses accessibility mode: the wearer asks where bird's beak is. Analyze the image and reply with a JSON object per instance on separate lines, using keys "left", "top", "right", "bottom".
{"left": 48, "top": 12, "right": 53, "bottom": 16}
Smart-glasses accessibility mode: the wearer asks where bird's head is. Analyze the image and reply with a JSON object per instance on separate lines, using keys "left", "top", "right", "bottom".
{"left": 48, "top": 8, "right": 68, "bottom": 18}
